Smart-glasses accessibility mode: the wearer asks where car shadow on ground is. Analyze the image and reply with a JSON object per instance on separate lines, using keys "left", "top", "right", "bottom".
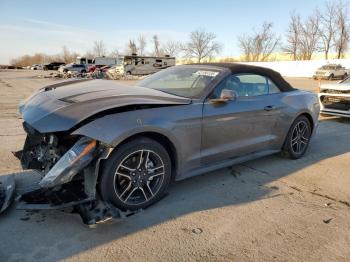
{"left": 1, "top": 117, "right": 350, "bottom": 261}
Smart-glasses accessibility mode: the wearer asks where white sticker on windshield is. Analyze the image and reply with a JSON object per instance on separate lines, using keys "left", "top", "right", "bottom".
{"left": 194, "top": 71, "right": 219, "bottom": 77}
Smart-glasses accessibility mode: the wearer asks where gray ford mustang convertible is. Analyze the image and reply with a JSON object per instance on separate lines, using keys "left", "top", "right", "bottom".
{"left": 1, "top": 63, "right": 320, "bottom": 224}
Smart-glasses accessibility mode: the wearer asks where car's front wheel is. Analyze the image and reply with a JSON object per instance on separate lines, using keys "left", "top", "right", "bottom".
{"left": 281, "top": 115, "right": 312, "bottom": 159}
{"left": 99, "top": 137, "right": 172, "bottom": 211}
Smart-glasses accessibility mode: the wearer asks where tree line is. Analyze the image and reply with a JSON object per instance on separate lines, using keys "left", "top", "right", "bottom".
{"left": 10, "top": 29, "right": 222, "bottom": 67}
{"left": 239, "top": 0, "right": 350, "bottom": 61}
{"left": 10, "top": 0, "right": 350, "bottom": 67}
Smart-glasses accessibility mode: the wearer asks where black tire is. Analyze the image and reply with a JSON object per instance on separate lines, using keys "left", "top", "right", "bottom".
{"left": 99, "top": 137, "right": 172, "bottom": 211}
{"left": 328, "top": 74, "right": 334, "bottom": 80}
{"left": 281, "top": 115, "right": 312, "bottom": 159}
{"left": 343, "top": 73, "right": 348, "bottom": 79}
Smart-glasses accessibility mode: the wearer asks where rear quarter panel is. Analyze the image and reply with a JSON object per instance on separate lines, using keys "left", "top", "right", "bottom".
{"left": 276, "top": 90, "right": 319, "bottom": 147}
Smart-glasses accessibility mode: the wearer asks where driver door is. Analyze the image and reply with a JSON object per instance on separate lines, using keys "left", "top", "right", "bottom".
{"left": 201, "top": 73, "right": 282, "bottom": 165}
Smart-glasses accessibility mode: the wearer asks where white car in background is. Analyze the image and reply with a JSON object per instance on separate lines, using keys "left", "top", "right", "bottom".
{"left": 30, "top": 64, "right": 43, "bottom": 70}
{"left": 313, "top": 64, "right": 349, "bottom": 80}
{"left": 319, "top": 77, "right": 350, "bottom": 117}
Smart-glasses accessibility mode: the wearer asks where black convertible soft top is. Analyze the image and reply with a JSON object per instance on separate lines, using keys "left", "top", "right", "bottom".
{"left": 190, "top": 63, "right": 296, "bottom": 92}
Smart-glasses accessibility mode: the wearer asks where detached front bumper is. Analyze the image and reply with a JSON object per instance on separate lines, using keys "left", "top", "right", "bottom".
{"left": 0, "top": 175, "right": 15, "bottom": 214}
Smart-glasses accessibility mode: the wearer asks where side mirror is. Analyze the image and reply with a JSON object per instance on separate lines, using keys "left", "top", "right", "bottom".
{"left": 210, "top": 89, "right": 237, "bottom": 104}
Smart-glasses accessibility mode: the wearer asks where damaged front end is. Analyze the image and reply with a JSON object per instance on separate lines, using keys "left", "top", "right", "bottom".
{"left": 11, "top": 122, "right": 127, "bottom": 225}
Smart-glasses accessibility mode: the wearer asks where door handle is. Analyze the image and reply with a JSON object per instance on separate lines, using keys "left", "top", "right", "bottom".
{"left": 264, "top": 105, "right": 276, "bottom": 111}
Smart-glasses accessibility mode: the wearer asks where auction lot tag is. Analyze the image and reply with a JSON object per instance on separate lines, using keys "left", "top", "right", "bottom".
{"left": 194, "top": 71, "right": 219, "bottom": 77}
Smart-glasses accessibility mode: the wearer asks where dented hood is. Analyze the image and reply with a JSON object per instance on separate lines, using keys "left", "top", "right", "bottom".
{"left": 19, "top": 79, "right": 191, "bottom": 133}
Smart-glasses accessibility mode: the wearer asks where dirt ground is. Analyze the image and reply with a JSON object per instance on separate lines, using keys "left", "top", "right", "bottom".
{"left": 0, "top": 70, "right": 349, "bottom": 262}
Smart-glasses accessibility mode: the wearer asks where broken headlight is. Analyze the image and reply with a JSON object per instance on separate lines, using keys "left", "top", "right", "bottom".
{"left": 39, "top": 137, "right": 97, "bottom": 188}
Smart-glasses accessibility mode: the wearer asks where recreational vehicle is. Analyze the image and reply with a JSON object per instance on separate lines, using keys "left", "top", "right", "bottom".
{"left": 107, "top": 55, "right": 175, "bottom": 78}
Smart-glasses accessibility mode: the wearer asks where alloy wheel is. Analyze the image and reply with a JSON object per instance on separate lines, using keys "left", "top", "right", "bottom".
{"left": 290, "top": 120, "right": 310, "bottom": 154}
{"left": 113, "top": 149, "right": 165, "bottom": 206}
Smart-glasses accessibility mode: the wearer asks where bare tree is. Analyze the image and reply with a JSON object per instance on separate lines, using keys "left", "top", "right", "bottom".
{"left": 319, "top": 2, "right": 336, "bottom": 59}
{"left": 183, "top": 28, "right": 222, "bottom": 63}
{"left": 61, "top": 46, "right": 72, "bottom": 63}
{"left": 283, "top": 14, "right": 303, "bottom": 60}
{"left": 162, "top": 40, "right": 181, "bottom": 56}
{"left": 93, "top": 40, "right": 107, "bottom": 57}
{"left": 153, "top": 35, "right": 162, "bottom": 56}
{"left": 60, "top": 46, "right": 79, "bottom": 63}
{"left": 110, "top": 48, "right": 120, "bottom": 58}
{"left": 238, "top": 22, "right": 280, "bottom": 62}
{"left": 299, "top": 11, "right": 321, "bottom": 60}
{"left": 238, "top": 35, "right": 253, "bottom": 62}
{"left": 128, "top": 40, "right": 138, "bottom": 55}
{"left": 334, "top": 0, "right": 350, "bottom": 59}
{"left": 138, "top": 35, "right": 146, "bottom": 56}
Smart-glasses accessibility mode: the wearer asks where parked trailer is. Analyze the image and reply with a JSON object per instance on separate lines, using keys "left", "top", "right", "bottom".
{"left": 93, "top": 57, "right": 117, "bottom": 66}
{"left": 107, "top": 55, "right": 175, "bottom": 78}
{"left": 76, "top": 57, "right": 93, "bottom": 66}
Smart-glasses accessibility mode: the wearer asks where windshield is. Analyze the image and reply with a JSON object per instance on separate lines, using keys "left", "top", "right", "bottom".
{"left": 116, "top": 58, "right": 123, "bottom": 66}
{"left": 320, "top": 65, "right": 334, "bottom": 70}
{"left": 137, "top": 66, "right": 222, "bottom": 98}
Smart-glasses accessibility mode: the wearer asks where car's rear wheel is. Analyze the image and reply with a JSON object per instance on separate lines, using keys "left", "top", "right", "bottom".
{"left": 343, "top": 73, "right": 348, "bottom": 79}
{"left": 99, "top": 137, "right": 172, "bottom": 211}
{"left": 281, "top": 115, "right": 312, "bottom": 159}
{"left": 328, "top": 74, "right": 334, "bottom": 80}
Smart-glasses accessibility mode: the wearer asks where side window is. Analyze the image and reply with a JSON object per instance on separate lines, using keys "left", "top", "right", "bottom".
{"left": 236, "top": 74, "right": 268, "bottom": 96}
{"left": 213, "top": 75, "right": 242, "bottom": 98}
{"left": 213, "top": 74, "right": 281, "bottom": 98}
{"left": 267, "top": 79, "right": 281, "bottom": 94}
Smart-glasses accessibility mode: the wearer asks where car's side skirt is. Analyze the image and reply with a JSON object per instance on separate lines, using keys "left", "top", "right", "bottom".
{"left": 177, "top": 149, "right": 280, "bottom": 181}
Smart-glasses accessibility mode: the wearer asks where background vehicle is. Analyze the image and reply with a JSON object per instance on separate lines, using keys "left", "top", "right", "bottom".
{"left": 87, "top": 64, "right": 103, "bottom": 73}
{"left": 58, "top": 63, "right": 87, "bottom": 73}
{"left": 108, "top": 55, "right": 175, "bottom": 77}
{"left": 319, "top": 76, "right": 350, "bottom": 117}
{"left": 313, "top": 64, "right": 350, "bottom": 80}
{"left": 43, "top": 62, "right": 65, "bottom": 70}
{"left": 9, "top": 64, "right": 319, "bottom": 224}
{"left": 30, "top": 64, "right": 43, "bottom": 70}
{"left": 93, "top": 56, "right": 117, "bottom": 66}
{"left": 76, "top": 57, "right": 93, "bottom": 66}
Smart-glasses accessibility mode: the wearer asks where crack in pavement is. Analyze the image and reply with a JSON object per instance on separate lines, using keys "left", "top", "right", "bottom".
{"left": 239, "top": 164, "right": 350, "bottom": 209}
{"left": 239, "top": 163, "right": 271, "bottom": 175}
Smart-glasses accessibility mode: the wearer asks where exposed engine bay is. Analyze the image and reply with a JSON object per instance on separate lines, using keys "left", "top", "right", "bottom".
{"left": 20, "top": 122, "right": 72, "bottom": 172}
{"left": 6, "top": 122, "right": 133, "bottom": 226}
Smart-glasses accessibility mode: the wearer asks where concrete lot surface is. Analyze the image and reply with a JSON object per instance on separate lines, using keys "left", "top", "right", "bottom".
{"left": 0, "top": 70, "right": 349, "bottom": 262}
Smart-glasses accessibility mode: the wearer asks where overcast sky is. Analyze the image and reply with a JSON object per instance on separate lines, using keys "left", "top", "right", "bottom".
{"left": 0, "top": 0, "right": 334, "bottom": 64}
